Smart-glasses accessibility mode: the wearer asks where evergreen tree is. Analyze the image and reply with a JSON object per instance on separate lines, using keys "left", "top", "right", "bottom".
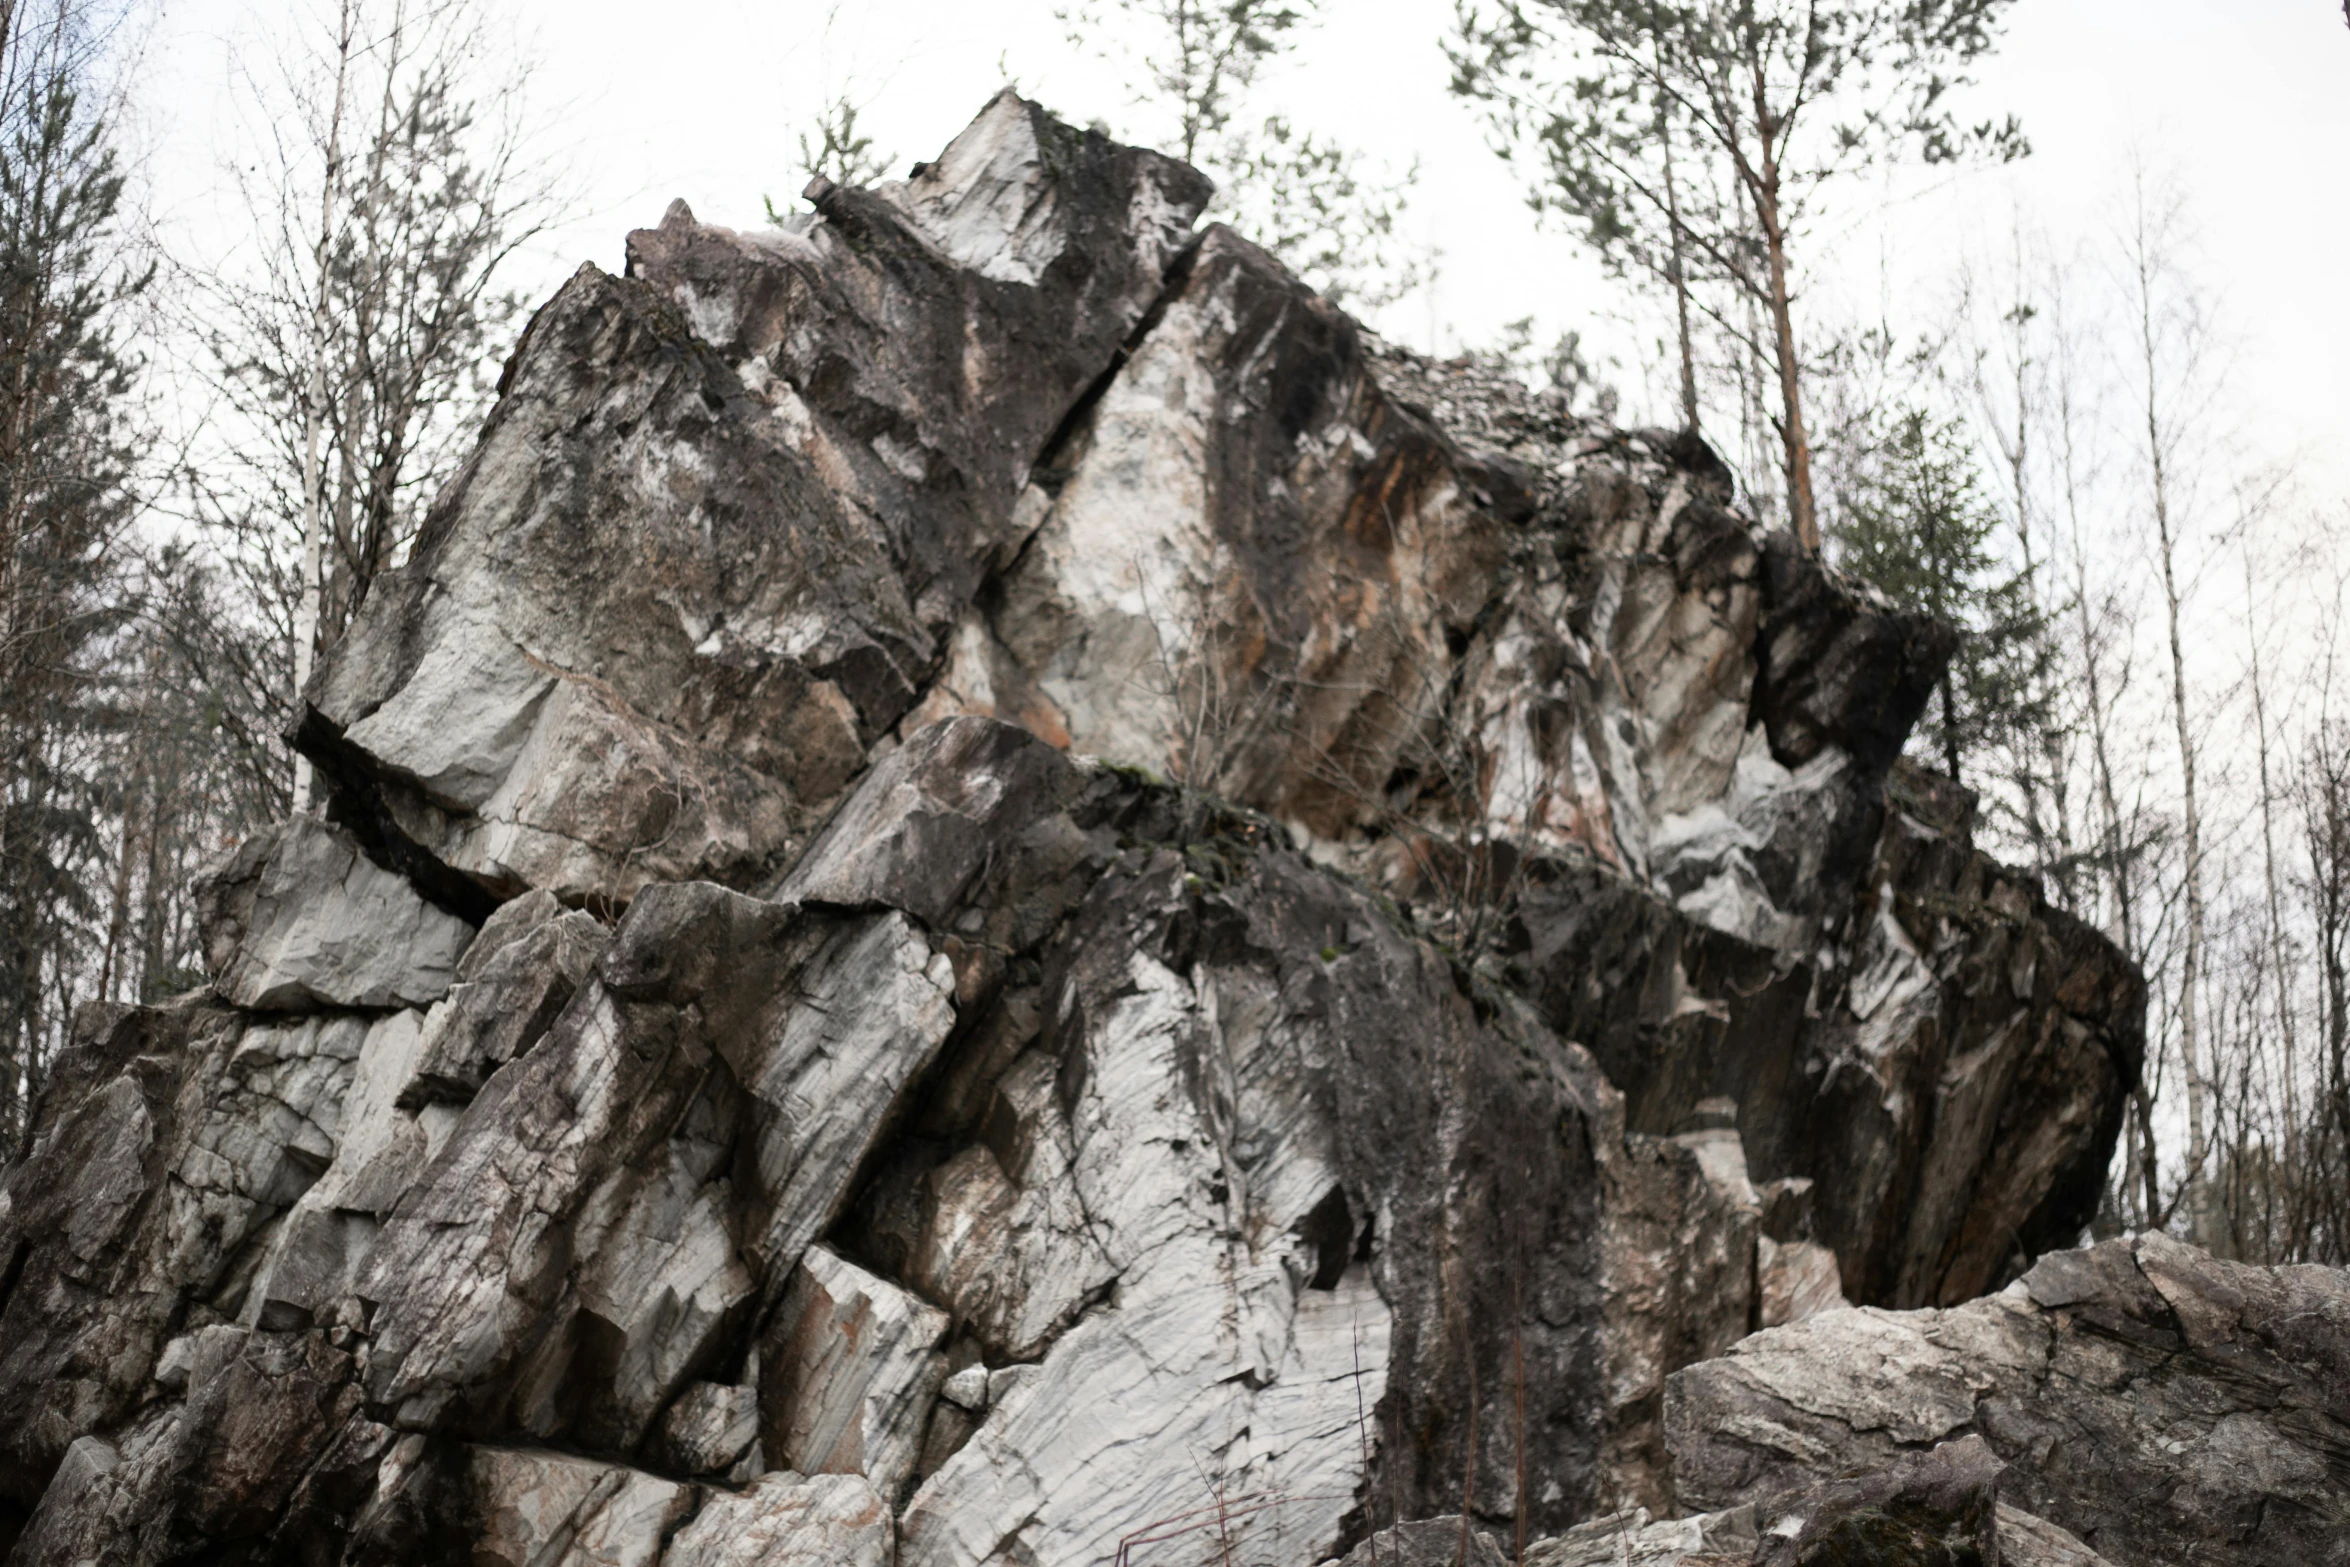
{"left": 0, "top": 0, "right": 146, "bottom": 1146}
{"left": 1831, "top": 408, "right": 2053, "bottom": 790}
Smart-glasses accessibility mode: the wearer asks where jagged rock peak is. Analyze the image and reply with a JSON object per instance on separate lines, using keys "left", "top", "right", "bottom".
{"left": 0, "top": 92, "right": 2233, "bottom": 1567}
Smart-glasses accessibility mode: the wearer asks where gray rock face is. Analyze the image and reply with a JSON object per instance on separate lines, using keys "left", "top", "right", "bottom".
{"left": 763, "top": 1244, "right": 948, "bottom": 1501}
{"left": 1326, "top": 1517, "right": 1514, "bottom": 1567}
{"left": 196, "top": 816, "right": 475, "bottom": 1011}
{"left": 1666, "top": 1234, "right": 2350, "bottom": 1566}
{"left": 304, "top": 90, "right": 1209, "bottom": 912}
{"left": 277, "top": 77, "right": 2129, "bottom": 1324}
{"left": 0, "top": 89, "right": 2206, "bottom": 1567}
{"left": 1527, "top": 1505, "right": 1762, "bottom": 1567}
{"left": 1526, "top": 1450, "right": 2114, "bottom": 1566}
{"left": 1801, "top": 771, "right": 2145, "bottom": 1308}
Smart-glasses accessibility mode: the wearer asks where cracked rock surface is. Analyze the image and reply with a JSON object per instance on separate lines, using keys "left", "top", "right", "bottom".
{"left": 1666, "top": 1234, "right": 2350, "bottom": 1566}
{"left": 0, "top": 89, "right": 2292, "bottom": 1567}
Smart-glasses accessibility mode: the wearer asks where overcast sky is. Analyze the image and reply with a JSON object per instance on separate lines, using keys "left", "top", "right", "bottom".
{"left": 142, "top": 1, "right": 2349, "bottom": 507}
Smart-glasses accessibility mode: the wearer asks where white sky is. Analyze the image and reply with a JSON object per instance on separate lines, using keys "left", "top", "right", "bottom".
{"left": 139, "top": 0, "right": 2348, "bottom": 501}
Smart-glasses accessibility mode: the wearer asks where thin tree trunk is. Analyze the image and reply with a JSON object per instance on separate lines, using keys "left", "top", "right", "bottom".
{"left": 2319, "top": 742, "right": 2350, "bottom": 1254}
{"left": 1748, "top": 61, "right": 1814, "bottom": 552}
{"left": 291, "top": 0, "right": 361, "bottom": 814}
{"left": 1654, "top": 46, "right": 1697, "bottom": 434}
{"left": 1995, "top": 266, "right": 2061, "bottom": 886}
{"left": 2133, "top": 213, "right": 2210, "bottom": 1202}
{"left": 96, "top": 744, "right": 143, "bottom": 1003}
{"left": 2061, "top": 308, "right": 2158, "bottom": 1223}
{"left": 2244, "top": 540, "right": 2300, "bottom": 1243}
{"left": 1752, "top": 148, "right": 1815, "bottom": 550}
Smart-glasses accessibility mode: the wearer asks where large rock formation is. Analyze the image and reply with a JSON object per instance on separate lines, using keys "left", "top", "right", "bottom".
{"left": 0, "top": 88, "right": 2273, "bottom": 1567}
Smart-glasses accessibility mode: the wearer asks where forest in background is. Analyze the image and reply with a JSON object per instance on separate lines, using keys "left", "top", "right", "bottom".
{"left": 2, "top": 0, "right": 2345, "bottom": 1268}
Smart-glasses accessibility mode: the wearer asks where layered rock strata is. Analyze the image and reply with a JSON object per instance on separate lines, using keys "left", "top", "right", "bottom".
{"left": 0, "top": 89, "right": 2197, "bottom": 1567}
{"left": 1667, "top": 1234, "right": 2350, "bottom": 1567}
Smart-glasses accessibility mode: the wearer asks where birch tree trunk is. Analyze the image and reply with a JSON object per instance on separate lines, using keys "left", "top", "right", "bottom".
{"left": 2127, "top": 180, "right": 2210, "bottom": 1207}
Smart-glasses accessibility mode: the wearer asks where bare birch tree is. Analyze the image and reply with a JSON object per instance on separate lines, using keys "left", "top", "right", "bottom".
{"left": 180, "top": 0, "right": 557, "bottom": 813}
{"left": 2118, "top": 162, "right": 2218, "bottom": 1212}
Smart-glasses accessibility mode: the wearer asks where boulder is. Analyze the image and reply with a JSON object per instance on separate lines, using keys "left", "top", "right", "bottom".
{"left": 1665, "top": 1234, "right": 2350, "bottom": 1567}
{"left": 278, "top": 85, "right": 2134, "bottom": 1326}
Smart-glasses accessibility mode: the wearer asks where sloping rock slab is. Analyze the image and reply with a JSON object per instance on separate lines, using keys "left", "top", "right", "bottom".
{"left": 1665, "top": 1234, "right": 2350, "bottom": 1567}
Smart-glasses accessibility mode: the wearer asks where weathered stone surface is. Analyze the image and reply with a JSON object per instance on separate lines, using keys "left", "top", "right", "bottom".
{"left": 1527, "top": 1504, "right": 1760, "bottom": 1567}
{"left": 918, "top": 222, "right": 1505, "bottom": 835}
{"left": 649, "top": 1381, "right": 758, "bottom": 1478}
{"left": 402, "top": 887, "right": 610, "bottom": 1107}
{"left": 632, "top": 90, "right": 1212, "bottom": 603}
{"left": 289, "top": 62, "right": 2129, "bottom": 1329}
{"left": 1526, "top": 1466, "right": 2109, "bottom": 1567}
{"left": 1798, "top": 767, "right": 2145, "bottom": 1308}
{"left": 770, "top": 714, "right": 1093, "bottom": 923}
{"left": 1512, "top": 764, "right": 2142, "bottom": 1316}
{"left": 197, "top": 815, "right": 475, "bottom": 1011}
{"left": 302, "top": 92, "right": 1208, "bottom": 910}
{"left": 875, "top": 787, "right": 1608, "bottom": 1563}
{"left": 0, "top": 86, "right": 2174, "bottom": 1567}
{"left": 0, "top": 998, "right": 414, "bottom": 1524}
{"left": 1326, "top": 1516, "right": 1513, "bottom": 1567}
{"left": 662, "top": 1470, "right": 892, "bottom": 1567}
{"left": 1666, "top": 1234, "right": 2350, "bottom": 1567}
{"left": 1750, "top": 1434, "right": 2001, "bottom": 1567}
{"left": 1600, "top": 1119, "right": 1767, "bottom": 1511}
{"left": 1757, "top": 1239, "right": 1844, "bottom": 1331}
{"left": 5, "top": 1324, "right": 375, "bottom": 1567}
{"left": 939, "top": 1364, "right": 987, "bottom": 1413}
{"left": 1525, "top": 1498, "right": 2107, "bottom": 1567}
{"left": 763, "top": 1244, "right": 948, "bottom": 1501}
{"left": 355, "top": 882, "right": 951, "bottom": 1449}
{"left": 1996, "top": 1505, "right": 2115, "bottom": 1567}
{"left": 468, "top": 1446, "right": 692, "bottom": 1567}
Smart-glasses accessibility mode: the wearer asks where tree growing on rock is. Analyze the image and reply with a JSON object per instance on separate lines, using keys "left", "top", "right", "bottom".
{"left": 1449, "top": 0, "right": 2028, "bottom": 550}
{"left": 1830, "top": 407, "right": 2054, "bottom": 792}
{"left": 766, "top": 6, "right": 897, "bottom": 215}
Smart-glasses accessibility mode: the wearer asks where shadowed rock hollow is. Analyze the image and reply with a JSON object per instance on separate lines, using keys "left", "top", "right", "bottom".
{"left": 0, "top": 89, "right": 2324, "bottom": 1567}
